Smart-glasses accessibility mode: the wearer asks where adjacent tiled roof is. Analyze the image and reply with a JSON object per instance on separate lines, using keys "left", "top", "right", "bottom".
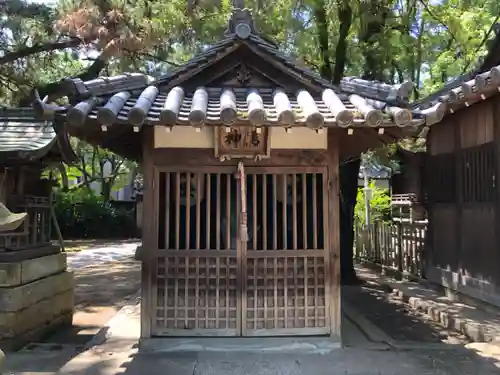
{"left": 0, "top": 108, "right": 57, "bottom": 153}
{"left": 414, "top": 24, "right": 500, "bottom": 125}
{"left": 34, "top": 9, "right": 431, "bottom": 131}
{"left": 0, "top": 107, "right": 76, "bottom": 163}
{"left": 359, "top": 160, "right": 392, "bottom": 180}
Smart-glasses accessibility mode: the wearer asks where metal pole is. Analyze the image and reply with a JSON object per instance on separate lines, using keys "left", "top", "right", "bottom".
{"left": 363, "top": 168, "right": 371, "bottom": 226}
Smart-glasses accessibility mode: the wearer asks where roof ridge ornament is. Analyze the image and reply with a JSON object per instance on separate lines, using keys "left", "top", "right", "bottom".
{"left": 226, "top": 0, "right": 255, "bottom": 39}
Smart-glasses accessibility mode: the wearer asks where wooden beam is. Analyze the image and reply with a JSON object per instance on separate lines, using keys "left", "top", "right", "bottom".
{"left": 140, "top": 127, "right": 155, "bottom": 339}
{"left": 152, "top": 148, "right": 329, "bottom": 167}
{"left": 454, "top": 111, "right": 463, "bottom": 279}
{"left": 493, "top": 96, "right": 500, "bottom": 284}
{"left": 327, "top": 130, "right": 341, "bottom": 339}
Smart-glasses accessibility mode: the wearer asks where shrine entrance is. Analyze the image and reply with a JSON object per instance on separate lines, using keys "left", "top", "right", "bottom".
{"left": 152, "top": 165, "right": 330, "bottom": 337}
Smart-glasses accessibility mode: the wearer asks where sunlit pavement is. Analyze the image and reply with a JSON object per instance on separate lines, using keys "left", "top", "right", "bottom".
{"left": 66, "top": 241, "right": 141, "bottom": 269}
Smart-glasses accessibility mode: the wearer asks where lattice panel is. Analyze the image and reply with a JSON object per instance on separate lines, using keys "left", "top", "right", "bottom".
{"left": 245, "top": 256, "right": 328, "bottom": 333}
{"left": 155, "top": 256, "right": 239, "bottom": 334}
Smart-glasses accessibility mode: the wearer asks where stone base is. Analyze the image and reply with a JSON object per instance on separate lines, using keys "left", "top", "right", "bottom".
{"left": 134, "top": 245, "right": 143, "bottom": 260}
{"left": 0, "top": 252, "right": 75, "bottom": 351}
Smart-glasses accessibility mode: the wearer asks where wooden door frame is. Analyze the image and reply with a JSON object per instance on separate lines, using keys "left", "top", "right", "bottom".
{"left": 149, "top": 164, "right": 332, "bottom": 337}
{"left": 141, "top": 128, "right": 341, "bottom": 339}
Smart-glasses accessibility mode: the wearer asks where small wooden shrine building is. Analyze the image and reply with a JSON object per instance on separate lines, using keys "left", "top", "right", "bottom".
{"left": 410, "top": 27, "right": 500, "bottom": 307}
{"left": 33, "top": 7, "right": 436, "bottom": 341}
{"left": 0, "top": 107, "right": 76, "bottom": 350}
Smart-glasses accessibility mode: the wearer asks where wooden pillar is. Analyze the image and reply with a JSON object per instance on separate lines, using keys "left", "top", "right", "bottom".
{"left": 327, "top": 129, "right": 341, "bottom": 338}
{"left": 493, "top": 98, "right": 500, "bottom": 272}
{"left": 454, "top": 118, "right": 463, "bottom": 278}
{"left": 140, "top": 127, "right": 156, "bottom": 339}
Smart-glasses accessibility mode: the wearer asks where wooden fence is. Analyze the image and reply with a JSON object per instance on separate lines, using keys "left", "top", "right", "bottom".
{"left": 0, "top": 195, "right": 53, "bottom": 251}
{"left": 354, "top": 220, "right": 427, "bottom": 278}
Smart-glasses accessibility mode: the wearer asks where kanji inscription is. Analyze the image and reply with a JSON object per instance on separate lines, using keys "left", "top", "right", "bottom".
{"left": 215, "top": 126, "right": 269, "bottom": 159}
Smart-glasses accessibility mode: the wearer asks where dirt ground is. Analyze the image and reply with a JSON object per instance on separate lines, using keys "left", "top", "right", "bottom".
{"left": 73, "top": 259, "right": 141, "bottom": 309}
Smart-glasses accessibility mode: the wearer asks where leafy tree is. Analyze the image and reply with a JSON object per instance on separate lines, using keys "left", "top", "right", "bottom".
{"left": 45, "top": 140, "right": 137, "bottom": 201}
{"left": 2, "top": 0, "right": 500, "bottom": 282}
{"left": 354, "top": 182, "right": 392, "bottom": 226}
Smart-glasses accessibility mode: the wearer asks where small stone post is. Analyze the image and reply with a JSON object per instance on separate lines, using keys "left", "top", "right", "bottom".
{"left": 0, "top": 348, "right": 5, "bottom": 373}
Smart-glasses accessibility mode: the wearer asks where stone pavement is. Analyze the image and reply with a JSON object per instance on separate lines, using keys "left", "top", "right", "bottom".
{"left": 354, "top": 263, "right": 500, "bottom": 343}
{"left": 66, "top": 241, "right": 140, "bottom": 270}
{"left": 5, "top": 262, "right": 500, "bottom": 375}
{"left": 4, "top": 294, "right": 500, "bottom": 375}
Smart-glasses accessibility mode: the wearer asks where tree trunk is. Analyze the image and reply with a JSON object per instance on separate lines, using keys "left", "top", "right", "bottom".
{"left": 101, "top": 179, "right": 112, "bottom": 202}
{"left": 313, "top": 0, "right": 360, "bottom": 284}
{"left": 339, "top": 158, "right": 362, "bottom": 284}
{"left": 57, "top": 163, "right": 69, "bottom": 191}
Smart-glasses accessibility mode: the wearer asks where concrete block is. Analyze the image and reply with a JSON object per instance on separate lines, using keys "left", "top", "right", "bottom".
{"left": 0, "top": 253, "right": 67, "bottom": 287}
{"left": 440, "top": 311, "right": 450, "bottom": 328}
{"left": 464, "top": 323, "right": 485, "bottom": 342}
{"left": 0, "top": 288, "right": 74, "bottom": 340}
{"left": 452, "top": 317, "right": 464, "bottom": 333}
{"left": 416, "top": 299, "right": 429, "bottom": 312}
{"left": 0, "top": 271, "right": 74, "bottom": 312}
{"left": 427, "top": 305, "right": 441, "bottom": 322}
{"left": 408, "top": 296, "right": 420, "bottom": 309}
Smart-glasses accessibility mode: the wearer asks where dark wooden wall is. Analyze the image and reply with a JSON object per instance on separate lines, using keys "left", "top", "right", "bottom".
{"left": 391, "top": 150, "right": 425, "bottom": 199}
{"left": 426, "top": 96, "right": 500, "bottom": 306}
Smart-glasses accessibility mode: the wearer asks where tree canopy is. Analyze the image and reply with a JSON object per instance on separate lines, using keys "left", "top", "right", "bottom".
{"left": 2, "top": 0, "right": 499, "bottom": 106}
{"left": 2, "top": 0, "right": 499, "bottom": 189}
{"left": 2, "top": 0, "right": 497, "bottom": 280}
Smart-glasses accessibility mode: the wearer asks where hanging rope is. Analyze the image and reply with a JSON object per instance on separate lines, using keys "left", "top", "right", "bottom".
{"left": 237, "top": 162, "right": 248, "bottom": 242}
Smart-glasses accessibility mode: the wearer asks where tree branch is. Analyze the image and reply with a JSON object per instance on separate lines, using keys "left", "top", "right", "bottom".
{"left": 18, "top": 56, "right": 107, "bottom": 106}
{"left": 0, "top": 38, "right": 83, "bottom": 65}
{"left": 333, "top": 0, "right": 353, "bottom": 84}
{"left": 461, "top": 15, "right": 500, "bottom": 74}
{"left": 133, "top": 52, "right": 182, "bottom": 67}
{"left": 418, "top": 0, "right": 458, "bottom": 44}
{"left": 312, "top": 0, "right": 333, "bottom": 80}
{"left": 3, "top": 0, "right": 53, "bottom": 20}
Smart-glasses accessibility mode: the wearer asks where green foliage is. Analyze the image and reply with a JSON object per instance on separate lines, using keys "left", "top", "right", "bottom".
{"left": 2, "top": 0, "right": 500, "bottom": 106}
{"left": 54, "top": 189, "right": 137, "bottom": 239}
{"left": 354, "top": 182, "right": 391, "bottom": 225}
{"left": 43, "top": 137, "right": 138, "bottom": 200}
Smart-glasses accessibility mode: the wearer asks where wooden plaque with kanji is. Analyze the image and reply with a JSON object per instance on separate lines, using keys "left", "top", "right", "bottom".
{"left": 214, "top": 126, "right": 270, "bottom": 159}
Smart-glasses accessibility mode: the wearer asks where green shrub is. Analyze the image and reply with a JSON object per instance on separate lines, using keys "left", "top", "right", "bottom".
{"left": 354, "top": 181, "right": 391, "bottom": 225}
{"left": 54, "top": 189, "right": 137, "bottom": 239}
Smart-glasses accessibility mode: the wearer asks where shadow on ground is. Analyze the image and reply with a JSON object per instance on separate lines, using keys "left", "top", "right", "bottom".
{"left": 33, "top": 260, "right": 141, "bottom": 348}
{"left": 6, "top": 268, "right": 500, "bottom": 374}
{"left": 342, "top": 282, "right": 467, "bottom": 344}
{"left": 8, "top": 342, "right": 500, "bottom": 375}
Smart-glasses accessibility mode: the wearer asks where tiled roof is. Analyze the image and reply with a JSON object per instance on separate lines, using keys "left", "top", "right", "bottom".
{"left": 0, "top": 107, "right": 77, "bottom": 164}
{"left": 59, "top": 85, "right": 425, "bottom": 131}
{"left": 0, "top": 108, "right": 57, "bottom": 155}
{"left": 412, "top": 64, "right": 500, "bottom": 126}
{"left": 34, "top": 8, "right": 432, "bottom": 131}
{"left": 414, "top": 24, "right": 500, "bottom": 126}
{"left": 359, "top": 160, "right": 392, "bottom": 179}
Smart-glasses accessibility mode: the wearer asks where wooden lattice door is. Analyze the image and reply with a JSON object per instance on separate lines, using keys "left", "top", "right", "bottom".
{"left": 152, "top": 166, "right": 330, "bottom": 337}
{"left": 242, "top": 167, "right": 330, "bottom": 336}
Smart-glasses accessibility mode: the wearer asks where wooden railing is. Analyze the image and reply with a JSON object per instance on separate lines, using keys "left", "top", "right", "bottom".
{"left": 354, "top": 220, "right": 427, "bottom": 278}
{"left": 0, "top": 195, "right": 52, "bottom": 252}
